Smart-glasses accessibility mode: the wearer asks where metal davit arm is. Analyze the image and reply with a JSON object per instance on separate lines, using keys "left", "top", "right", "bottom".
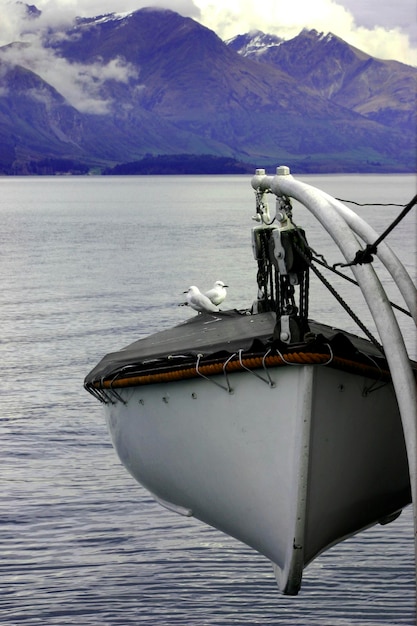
{"left": 317, "top": 191, "right": 417, "bottom": 326}
{"left": 252, "top": 166, "right": 417, "bottom": 598}
{"left": 251, "top": 168, "right": 417, "bottom": 325}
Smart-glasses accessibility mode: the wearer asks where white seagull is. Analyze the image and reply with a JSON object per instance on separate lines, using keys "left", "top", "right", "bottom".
{"left": 184, "top": 286, "right": 219, "bottom": 313}
{"left": 205, "top": 280, "right": 228, "bottom": 306}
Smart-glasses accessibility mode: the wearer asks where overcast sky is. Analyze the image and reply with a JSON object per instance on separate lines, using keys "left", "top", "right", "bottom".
{"left": 2, "top": 0, "right": 416, "bottom": 65}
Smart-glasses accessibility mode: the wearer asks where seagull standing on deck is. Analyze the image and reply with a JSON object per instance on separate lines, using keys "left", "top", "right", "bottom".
{"left": 184, "top": 286, "right": 219, "bottom": 313}
{"left": 205, "top": 280, "right": 228, "bottom": 306}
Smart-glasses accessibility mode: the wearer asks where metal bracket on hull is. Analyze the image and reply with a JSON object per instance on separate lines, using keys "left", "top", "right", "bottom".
{"left": 357, "top": 350, "right": 388, "bottom": 396}
{"left": 238, "top": 349, "right": 276, "bottom": 387}
{"left": 102, "top": 375, "right": 128, "bottom": 405}
{"left": 195, "top": 353, "right": 233, "bottom": 393}
{"left": 84, "top": 383, "right": 113, "bottom": 405}
{"left": 86, "top": 370, "right": 130, "bottom": 405}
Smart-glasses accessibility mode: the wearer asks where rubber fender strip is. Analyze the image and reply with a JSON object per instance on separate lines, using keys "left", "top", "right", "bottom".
{"left": 95, "top": 351, "right": 393, "bottom": 390}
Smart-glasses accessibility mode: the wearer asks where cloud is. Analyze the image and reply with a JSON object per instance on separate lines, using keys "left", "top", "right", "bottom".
{"left": 0, "top": 0, "right": 415, "bottom": 115}
{"left": 340, "top": 0, "right": 417, "bottom": 47}
{"left": 0, "top": 3, "right": 139, "bottom": 113}
{"left": 1, "top": 0, "right": 199, "bottom": 32}
{"left": 192, "top": 0, "right": 417, "bottom": 66}
{"left": 346, "top": 26, "right": 416, "bottom": 65}
{"left": 0, "top": 41, "right": 138, "bottom": 114}
{"left": 1, "top": 2, "right": 30, "bottom": 45}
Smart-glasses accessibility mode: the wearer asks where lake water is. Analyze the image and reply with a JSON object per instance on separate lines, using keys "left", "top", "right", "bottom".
{"left": 1, "top": 173, "right": 416, "bottom": 625}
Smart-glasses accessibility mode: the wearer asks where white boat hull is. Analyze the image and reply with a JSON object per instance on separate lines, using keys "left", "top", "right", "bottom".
{"left": 104, "top": 363, "right": 410, "bottom": 594}
{"left": 85, "top": 169, "right": 417, "bottom": 597}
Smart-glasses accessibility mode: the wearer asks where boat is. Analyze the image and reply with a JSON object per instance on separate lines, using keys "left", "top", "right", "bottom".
{"left": 84, "top": 166, "right": 417, "bottom": 596}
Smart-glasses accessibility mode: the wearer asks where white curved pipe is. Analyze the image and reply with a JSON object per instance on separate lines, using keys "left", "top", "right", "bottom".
{"left": 317, "top": 190, "right": 417, "bottom": 325}
{"left": 252, "top": 169, "right": 417, "bottom": 325}
{"left": 253, "top": 168, "right": 417, "bottom": 594}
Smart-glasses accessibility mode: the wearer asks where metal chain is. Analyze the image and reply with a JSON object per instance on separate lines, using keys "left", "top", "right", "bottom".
{"left": 256, "top": 229, "right": 274, "bottom": 311}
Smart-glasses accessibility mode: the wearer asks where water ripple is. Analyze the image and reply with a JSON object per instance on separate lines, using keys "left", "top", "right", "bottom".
{"left": 1, "top": 175, "right": 415, "bottom": 625}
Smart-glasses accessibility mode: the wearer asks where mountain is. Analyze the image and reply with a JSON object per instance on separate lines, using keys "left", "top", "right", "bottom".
{"left": 227, "top": 28, "right": 416, "bottom": 133}
{"left": 0, "top": 7, "right": 415, "bottom": 174}
{"left": 0, "top": 61, "right": 87, "bottom": 173}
